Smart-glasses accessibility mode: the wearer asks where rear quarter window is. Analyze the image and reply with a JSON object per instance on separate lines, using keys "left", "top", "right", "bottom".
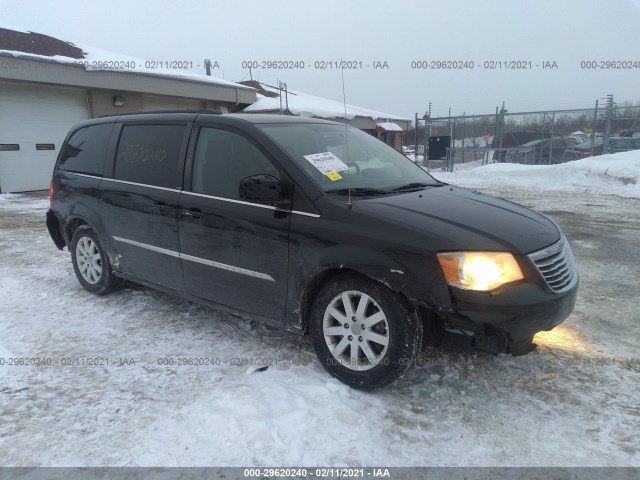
{"left": 114, "top": 124, "right": 187, "bottom": 188}
{"left": 58, "top": 123, "right": 114, "bottom": 175}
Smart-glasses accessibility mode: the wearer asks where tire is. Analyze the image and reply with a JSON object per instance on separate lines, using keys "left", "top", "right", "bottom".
{"left": 70, "top": 225, "right": 121, "bottom": 295}
{"left": 310, "top": 273, "right": 423, "bottom": 390}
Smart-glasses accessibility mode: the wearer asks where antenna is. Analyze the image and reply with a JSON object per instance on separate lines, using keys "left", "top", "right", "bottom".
{"left": 341, "top": 66, "right": 352, "bottom": 209}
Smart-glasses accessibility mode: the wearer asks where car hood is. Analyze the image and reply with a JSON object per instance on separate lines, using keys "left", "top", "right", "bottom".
{"left": 352, "top": 185, "right": 560, "bottom": 254}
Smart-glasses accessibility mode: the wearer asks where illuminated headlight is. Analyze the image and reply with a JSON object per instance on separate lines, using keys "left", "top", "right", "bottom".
{"left": 437, "top": 252, "right": 524, "bottom": 291}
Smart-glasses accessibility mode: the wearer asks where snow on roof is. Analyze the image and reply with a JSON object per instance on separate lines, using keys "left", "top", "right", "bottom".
{"left": 0, "top": 24, "right": 253, "bottom": 90}
{"left": 241, "top": 81, "right": 410, "bottom": 123}
{"left": 377, "top": 122, "right": 403, "bottom": 132}
{"left": 570, "top": 131, "right": 587, "bottom": 135}
{"left": 431, "top": 149, "right": 640, "bottom": 198}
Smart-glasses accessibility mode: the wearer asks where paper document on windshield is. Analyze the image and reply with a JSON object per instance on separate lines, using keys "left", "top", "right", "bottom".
{"left": 303, "top": 152, "right": 349, "bottom": 180}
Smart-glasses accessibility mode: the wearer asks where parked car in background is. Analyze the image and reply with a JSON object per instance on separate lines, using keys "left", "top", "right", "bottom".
{"left": 488, "top": 131, "right": 563, "bottom": 162}
{"left": 505, "top": 137, "right": 578, "bottom": 164}
{"left": 567, "top": 138, "right": 640, "bottom": 159}
{"left": 618, "top": 129, "right": 640, "bottom": 138}
{"left": 565, "top": 137, "right": 582, "bottom": 148}
{"left": 404, "top": 144, "right": 424, "bottom": 154}
{"left": 610, "top": 137, "right": 640, "bottom": 152}
{"left": 571, "top": 138, "right": 640, "bottom": 158}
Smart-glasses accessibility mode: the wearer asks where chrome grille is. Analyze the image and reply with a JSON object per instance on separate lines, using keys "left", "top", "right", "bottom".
{"left": 529, "top": 237, "right": 578, "bottom": 293}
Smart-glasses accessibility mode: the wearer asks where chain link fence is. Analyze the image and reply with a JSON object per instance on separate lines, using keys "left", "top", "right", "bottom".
{"left": 413, "top": 101, "right": 640, "bottom": 172}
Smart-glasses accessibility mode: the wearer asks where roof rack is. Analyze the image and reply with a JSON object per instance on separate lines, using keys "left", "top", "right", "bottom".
{"left": 99, "top": 109, "right": 222, "bottom": 118}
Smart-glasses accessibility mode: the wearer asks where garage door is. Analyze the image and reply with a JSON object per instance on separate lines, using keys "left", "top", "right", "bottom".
{"left": 0, "top": 83, "right": 89, "bottom": 193}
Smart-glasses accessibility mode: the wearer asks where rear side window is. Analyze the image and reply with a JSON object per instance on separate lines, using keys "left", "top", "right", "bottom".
{"left": 59, "top": 124, "right": 113, "bottom": 175}
{"left": 114, "top": 124, "right": 186, "bottom": 188}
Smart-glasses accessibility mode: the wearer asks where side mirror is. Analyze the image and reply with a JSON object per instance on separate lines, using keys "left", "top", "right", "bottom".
{"left": 239, "top": 174, "right": 282, "bottom": 205}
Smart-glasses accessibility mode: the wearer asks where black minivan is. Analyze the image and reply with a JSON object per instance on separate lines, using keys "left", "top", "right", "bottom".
{"left": 47, "top": 112, "right": 578, "bottom": 390}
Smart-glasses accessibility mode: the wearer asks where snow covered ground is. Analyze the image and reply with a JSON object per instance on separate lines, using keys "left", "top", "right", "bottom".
{"left": 434, "top": 151, "right": 640, "bottom": 198}
{"left": 1, "top": 152, "right": 639, "bottom": 467}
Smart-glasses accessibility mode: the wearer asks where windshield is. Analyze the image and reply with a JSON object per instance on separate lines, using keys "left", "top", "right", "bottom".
{"left": 257, "top": 123, "right": 441, "bottom": 195}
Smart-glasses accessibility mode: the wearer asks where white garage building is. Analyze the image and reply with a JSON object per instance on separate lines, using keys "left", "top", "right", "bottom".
{"left": 0, "top": 24, "right": 256, "bottom": 193}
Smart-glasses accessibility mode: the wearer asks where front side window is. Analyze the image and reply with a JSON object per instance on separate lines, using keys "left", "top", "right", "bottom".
{"left": 59, "top": 123, "right": 114, "bottom": 175}
{"left": 257, "top": 123, "right": 440, "bottom": 194}
{"left": 114, "top": 124, "right": 186, "bottom": 188}
{"left": 191, "top": 127, "right": 279, "bottom": 201}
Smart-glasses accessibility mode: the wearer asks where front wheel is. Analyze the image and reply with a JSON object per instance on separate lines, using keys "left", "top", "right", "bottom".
{"left": 70, "top": 225, "right": 121, "bottom": 295}
{"left": 310, "top": 274, "right": 422, "bottom": 390}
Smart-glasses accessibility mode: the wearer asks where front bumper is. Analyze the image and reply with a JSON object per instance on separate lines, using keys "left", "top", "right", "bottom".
{"left": 422, "top": 236, "right": 579, "bottom": 355}
{"left": 442, "top": 279, "right": 578, "bottom": 354}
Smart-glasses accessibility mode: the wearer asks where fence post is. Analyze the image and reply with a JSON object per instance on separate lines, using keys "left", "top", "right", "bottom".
{"left": 591, "top": 100, "right": 598, "bottom": 157}
{"left": 425, "top": 102, "right": 432, "bottom": 169}
{"left": 603, "top": 94, "right": 613, "bottom": 155}
{"left": 423, "top": 110, "right": 429, "bottom": 170}
{"left": 414, "top": 113, "right": 418, "bottom": 159}
{"left": 549, "top": 112, "right": 555, "bottom": 164}
{"left": 497, "top": 104, "right": 506, "bottom": 162}
{"left": 461, "top": 113, "right": 466, "bottom": 164}
{"left": 472, "top": 121, "right": 477, "bottom": 161}
{"left": 451, "top": 119, "right": 456, "bottom": 172}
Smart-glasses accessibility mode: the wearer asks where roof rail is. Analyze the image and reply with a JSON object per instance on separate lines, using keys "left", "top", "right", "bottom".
{"left": 99, "top": 109, "right": 222, "bottom": 118}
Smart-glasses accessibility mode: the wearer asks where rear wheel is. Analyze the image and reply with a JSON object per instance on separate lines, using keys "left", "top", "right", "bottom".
{"left": 310, "top": 274, "right": 422, "bottom": 390}
{"left": 70, "top": 225, "right": 120, "bottom": 295}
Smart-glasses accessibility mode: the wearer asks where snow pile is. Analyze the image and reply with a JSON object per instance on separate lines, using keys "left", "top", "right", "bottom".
{"left": 450, "top": 159, "right": 484, "bottom": 171}
{"left": 453, "top": 136, "right": 493, "bottom": 148}
{"left": 432, "top": 150, "right": 640, "bottom": 198}
{"left": 243, "top": 82, "right": 409, "bottom": 122}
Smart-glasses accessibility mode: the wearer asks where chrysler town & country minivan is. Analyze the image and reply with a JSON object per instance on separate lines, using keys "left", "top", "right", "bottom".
{"left": 47, "top": 112, "right": 578, "bottom": 390}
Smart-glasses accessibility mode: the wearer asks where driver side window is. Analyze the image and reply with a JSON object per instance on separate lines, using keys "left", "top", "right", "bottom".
{"left": 192, "top": 127, "right": 279, "bottom": 201}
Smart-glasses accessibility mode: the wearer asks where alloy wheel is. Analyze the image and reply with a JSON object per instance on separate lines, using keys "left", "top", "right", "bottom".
{"left": 75, "top": 237, "right": 102, "bottom": 284}
{"left": 322, "top": 290, "right": 390, "bottom": 371}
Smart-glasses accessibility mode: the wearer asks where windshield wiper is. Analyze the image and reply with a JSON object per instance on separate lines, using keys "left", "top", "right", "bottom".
{"left": 388, "top": 182, "right": 432, "bottom": 192}
{"left": 325, "top": 187, "right": 388, "bottom": 196}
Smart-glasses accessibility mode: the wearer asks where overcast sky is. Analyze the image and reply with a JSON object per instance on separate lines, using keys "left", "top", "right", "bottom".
{"left": 2, "top": 0, "right": 639, "bottom": 119}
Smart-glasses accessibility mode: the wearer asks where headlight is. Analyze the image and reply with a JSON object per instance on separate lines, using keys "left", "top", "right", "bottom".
{"left": 437, "top": 252, "right": 524, "bottom": 291}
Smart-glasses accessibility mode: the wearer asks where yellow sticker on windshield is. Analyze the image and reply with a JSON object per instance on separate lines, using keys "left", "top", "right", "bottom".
{"left": 326, "top": 171, "right": 343, "bottom": 181}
